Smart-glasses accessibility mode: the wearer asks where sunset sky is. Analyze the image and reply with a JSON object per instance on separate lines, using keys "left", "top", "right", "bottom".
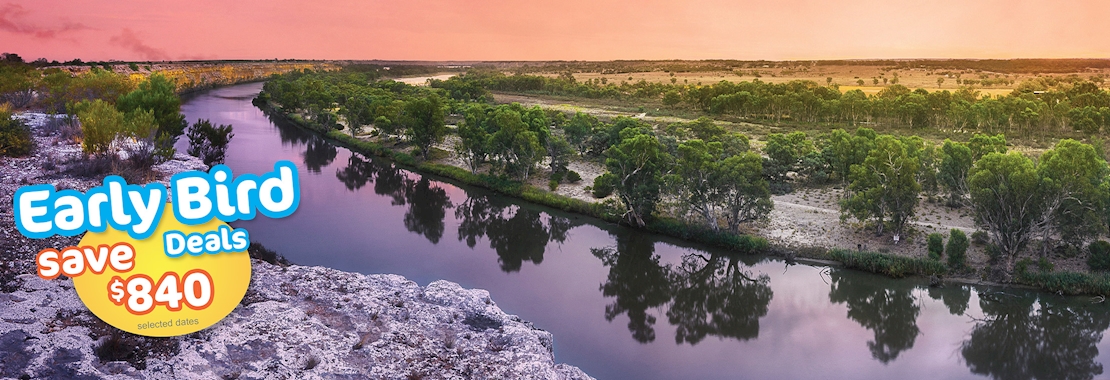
{"left": 2, "top": 0, "right": 1108, "bottom": 62}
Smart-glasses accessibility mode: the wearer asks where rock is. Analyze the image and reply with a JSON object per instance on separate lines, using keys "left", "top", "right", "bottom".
{"left": 0, "top": 261, "right": 594, "bottom": 379}
{"left": 1, "top": 111, "right": 593, "bottom": 379}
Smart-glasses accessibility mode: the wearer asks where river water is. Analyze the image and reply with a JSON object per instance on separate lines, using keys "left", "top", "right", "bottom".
{"left": 179, "top": 82, "right": 1110, "bottom": 380}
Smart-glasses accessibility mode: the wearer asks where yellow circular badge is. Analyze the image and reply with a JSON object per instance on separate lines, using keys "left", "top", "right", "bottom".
{"left": 72, "top": 205, "right": 251, "bottom": 337}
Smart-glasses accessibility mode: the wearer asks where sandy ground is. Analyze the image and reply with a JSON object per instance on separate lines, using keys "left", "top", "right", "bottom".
{"left": 758, "top": 187, "right": 985, "bottom": 261}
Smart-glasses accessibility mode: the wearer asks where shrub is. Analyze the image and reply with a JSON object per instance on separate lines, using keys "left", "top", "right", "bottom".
{"left": 548, "top": 179, "right": 558, "bottom": 191}
{"left": 186, "top": 119, "right": 234, "bottom": 166}
{"left": 1088, "top": 241, "right": 1110, "bottom": 272}
{"left": 76, "top": 99, "right": 125, "bottom": 155}
{"left": 592, "top": 173, "right": 615, "bottom": 198}
{"left": 971, "top": 230, "right": 988, "bottom": 246}
{"left": 946, "top": 229, "right": 969, "bottom": 269}
{"left": 566, "top": 170, "right": 582, "bottom": 183}
{"left": 828, "top": 249, "right": 947, "bottom": 278}
{"left": 0, "top": 107, "right": 32, "bottom": 157}
{"left": 927, "top": 233, "right": 944, "bottom": 260}
{"left": 1037, "top": 257, "right": 1054, "bottom": 272}
{"left": 550, "top": 170, "right": 564, "bottom": 183}
{"left": 1016, "top": 270, "right": 1110, "bottom": 296}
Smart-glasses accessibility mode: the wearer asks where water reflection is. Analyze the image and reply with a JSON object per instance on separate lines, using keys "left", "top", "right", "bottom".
{"left": 927, "top": 285, "right": 971, "bottom": 316}
{"left": 455, "top": 196, "right": 583, "bottom": 272}
{"left": 335, "top": 154, "right": 452, "bottom": 244}
{"left": 592, "top": 229, "right": 773, "bottom": 345}
{"left": 828, "top": 269, "right": 921, "bottom": 364}
{"left": 961, "top": 294, "right": 1110, "bottom": 380}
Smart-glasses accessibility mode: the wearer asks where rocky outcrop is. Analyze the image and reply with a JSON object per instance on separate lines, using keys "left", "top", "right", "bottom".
{"left": 0, "top": 112, "right": 593, "bottom": 380}
{"left": 0, "top": 261, "right": 594, "bottom": 379}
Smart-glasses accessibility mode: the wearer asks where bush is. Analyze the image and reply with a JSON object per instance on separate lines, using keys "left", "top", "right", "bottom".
{"left": 828, "top": 249, "right": 947, "bottom": 278}
{"left": 76, "top": 99, "right": 125, "bottom": 155}
{"left": 971, "top": 230, "right": 988, "bottom": 246}
{"left": 548, "top": 179, "right": 558, "bottom": 191}
{"left": 566, "top": 170, "right": 582, "bottom": 183}
{"left": 927, "top": 233, "right": 944, "bottom": 260}
{"left": 1088, "top": 241, "right": 1110, "bottom": 272}
{"left": 592, "top": 173, "right": 615, "bottom": 198}
{"left": 0, "top": 108, "right": 32, "bottom": 157}
{"left": 1037, "top": 257, "right": 1054, "bottom": 272}
{"left": 186, "top": 119, "right": 234, "bottom": 166}
{"left": 550, "top": 170, "right": 564, "bottom": 183}
{"left": 946, "top": 229, "right": 969, "bottom": 269}
{"left": 1016, "top": 270, "right": 1110, "bottom": 296}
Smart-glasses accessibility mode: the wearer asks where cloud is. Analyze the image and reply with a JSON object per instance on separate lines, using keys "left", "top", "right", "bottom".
{"left": 0, "top": 3, "right": 88, "bottom": 39}
{"left": 110, "top": 28, "right": 170, "bottom": 61}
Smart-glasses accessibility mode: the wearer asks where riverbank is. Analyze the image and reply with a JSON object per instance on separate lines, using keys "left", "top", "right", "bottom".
{"left": 0, "top": 113, "right": 593, "bottom": 379}
{"left": 252, "top": 95, "right": 1110, "bottom": 297}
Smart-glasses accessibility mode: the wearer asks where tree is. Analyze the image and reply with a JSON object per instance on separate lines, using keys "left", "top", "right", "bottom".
{"left": 662, "top": 90, "right": 681, "bottom": 107}
{"left": 455, "top": 105, "right": 492, "bottom": 173}
{"left": 718, "top": 152, "right": 773, "bottom": 231}
{"left": 401, "top": 95, "right": 446, "bottom": 159}
{"left": 606, "top": 128, "right": 669, "bottom": 227}
{"left": 339, "top": 95, "right": 371, "bottom": 137}
{"left": 843, "top": 135, "right": 920, "bottom": 241}
{"left": 968, "top": 152, "right": 1043, "bottom": 278}
{"left": 489, "top": 107, "right": 544, "bottom": 179}
{"left": 116, "top": 73, "right": 187, "bottom": 137}
{"left": 1035, "top": 139, "right": 1107, "bottom": 251}
{"left": 968, "top": 133, "right": 1006, "bottom": 160}
{"left": 563, "top": 112, "right": 597, "bottom": 152}
{"left": 763, "top": 131, "right": 813, "bottom": 186}
{"left": 186, "top": 119, "right": 235, "bottom": 166}
{"left": 938, "top": 139, "right": 973, "bottom": 205}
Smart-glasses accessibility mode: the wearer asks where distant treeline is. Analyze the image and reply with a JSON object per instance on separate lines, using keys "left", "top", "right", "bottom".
{"left": 465, "top": 58, "right": 1110, "bottom": 75}
{"left": 431, "top": 70, "right": 1110, "bottom": 138}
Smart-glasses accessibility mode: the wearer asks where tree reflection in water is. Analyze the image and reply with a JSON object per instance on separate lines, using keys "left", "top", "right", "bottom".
{"left": 592, "top": 228, "right": 772, "bottom": 344}
{"left": 302, "top": 138, "right": 337, "bottom": 173}
{"left": 667, "top": 253, "right": 772, "bottom": 344}
{"left": 455, "top": 196, "right": 582, "bottom": 272}
{"left": 961, "top": 294, "right": 1110, "bottom": 380}
{"left": 828, "top": 269, "right": 920, "bottom": 364}
{"left": 335, "top": 154, "right": 451, "bottom": 244}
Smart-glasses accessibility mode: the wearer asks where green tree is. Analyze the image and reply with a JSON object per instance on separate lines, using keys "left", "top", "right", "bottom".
{"left": 606, "top": 128, "right": 669, "bottom": 227}
{"left": 718, "top": 152, "right": 773, "bottom": 231}
{"left": 489, "top": 107, "right": 543, "bottom": 179}
{"left": 1036, "top": 139, "right": 1108, "bottom": 251}
{"left": 662, "top": 90, "right": 681, "bottom": 107}
{"left": 968, "top": 133, "right": 1006, "bottom": 160}
{"left": 843, "top": 135, "right": 921, "bottom": 241}
{"left": 763, "top": 131, "right": 814, "bottom": 184}
{"left": 455, "top": 105, "right": 492, "bottom": 172}
{"left": 401, "top": 95, "right": 446, "bottom": 159}
{"left": 968, "top": 152, "right": 1043, "bottom": 278}
{"left": 563, "top": 112, "right": 598, "bottom": 152}
{"left": 938, "top": 139, "right": 973, "bottom": 205}
{"left": 116, "top": 73, "right": 187, "bottom": 137}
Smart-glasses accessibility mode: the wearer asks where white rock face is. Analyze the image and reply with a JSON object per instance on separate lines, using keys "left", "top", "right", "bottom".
{"left": 0, "top": 262, "right": 594, "bottom": 380}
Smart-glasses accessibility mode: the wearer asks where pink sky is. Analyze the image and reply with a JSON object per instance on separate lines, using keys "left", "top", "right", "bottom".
{"left": 2, "top": 0, "right": 1108, "bottom": 61}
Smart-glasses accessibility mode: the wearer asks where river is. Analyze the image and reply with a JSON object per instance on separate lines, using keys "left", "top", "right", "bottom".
{"left": 178, "top": 82, "right": 1110, "bottom": 380}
